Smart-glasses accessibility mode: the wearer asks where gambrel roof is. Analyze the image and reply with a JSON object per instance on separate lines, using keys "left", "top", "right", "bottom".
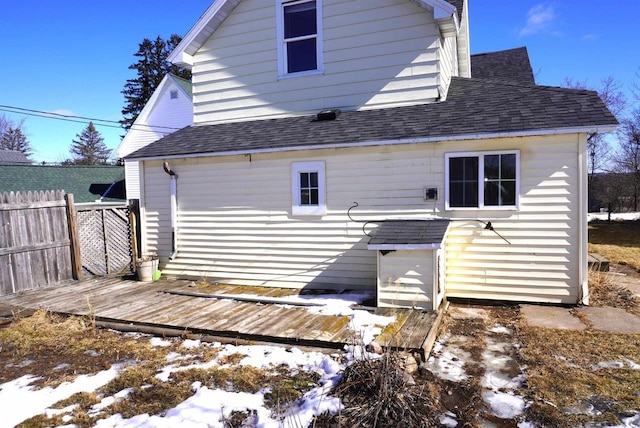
{"left": 128, "top": 77, "right": 617, "bottom": 160}
{"left": 471, "top": 47, "right": 536, "bottom": 85}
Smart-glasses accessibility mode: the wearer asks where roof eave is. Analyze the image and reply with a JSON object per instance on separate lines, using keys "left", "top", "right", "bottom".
{"left": 126, "top": 124, "right": 618, "bottom": 162}
{"left": 167, "top": 0, "right": 241, "bottom": 69}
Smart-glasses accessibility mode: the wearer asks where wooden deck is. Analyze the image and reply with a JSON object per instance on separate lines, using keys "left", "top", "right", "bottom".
{"left": 0, "top": 277, "right": 445, "bottom": 358}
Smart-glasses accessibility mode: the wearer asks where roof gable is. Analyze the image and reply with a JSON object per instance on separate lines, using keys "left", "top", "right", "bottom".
{"left": 115, "top": 74, "right": 193, "bottom": 158}
{"left": 168, "top": 0, "right": 459, "bottom": 67}
{"left": 127, "top": 77, "right": 618, "bottom": 160}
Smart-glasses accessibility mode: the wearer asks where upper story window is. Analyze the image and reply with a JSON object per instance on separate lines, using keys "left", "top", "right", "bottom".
{"left": 291, "top": 161, "right": 326, "bottom": 215}
{"left": 445, "top": 151, "right": 519, "bottom": 210}
{"left": 277, "top": 0, "right": 323, "bottom": 78}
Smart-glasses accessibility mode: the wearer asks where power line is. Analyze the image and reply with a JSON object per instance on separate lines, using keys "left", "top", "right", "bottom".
{"left": 0, "top": 104, "right": 182, "bottom": 135}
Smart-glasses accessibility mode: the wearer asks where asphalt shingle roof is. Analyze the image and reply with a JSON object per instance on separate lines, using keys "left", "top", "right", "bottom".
{"left": 368, "top": 219, "right": 451, "bottom": 247}
{"left": 0, "top": 165, "right": 125, "bottom": 203}
{"left": 0, "top": 150, "right": 31, "bottom": 165}
{"left": 470, "top": 47, "right": 536, "bottom": 85}
{"left": 127, "top": 77, "right": 618, "bottom": 160}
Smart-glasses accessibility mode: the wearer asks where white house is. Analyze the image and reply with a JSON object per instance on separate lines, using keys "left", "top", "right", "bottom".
{"left": 127, "top": 0, "right": 617, "bottom": 310}
{"left": 115, "top": 74, "right": 193, "bottom": 200}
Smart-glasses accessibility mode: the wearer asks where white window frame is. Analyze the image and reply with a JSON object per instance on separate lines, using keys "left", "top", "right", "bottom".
{"left": 291, "top": 161, "right": 326, "bottom": 216}
{"left": 276, "top": 0, "right": 324, "bottom": 79}
{"left": 444, "top": 150, "right": 520, "bottom": 211}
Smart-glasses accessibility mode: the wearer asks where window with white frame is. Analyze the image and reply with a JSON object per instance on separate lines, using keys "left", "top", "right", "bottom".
{"left": 445, "top": 151, "right": 519, "bottom": 209}
{"left": 291, "top": 161, "right": 326, "bottom": 215}
{"left": 277, "top": 0, "right": 323, "bottom": 77}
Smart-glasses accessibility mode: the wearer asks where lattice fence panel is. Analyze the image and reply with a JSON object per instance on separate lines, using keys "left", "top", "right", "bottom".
{"left": 77, "top": 205, "right": 132, "bottom": 277}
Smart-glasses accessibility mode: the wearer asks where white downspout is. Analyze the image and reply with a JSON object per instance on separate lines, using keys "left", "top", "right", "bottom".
{"left": 163, "top": 162, "right": 179, "bottom": 260}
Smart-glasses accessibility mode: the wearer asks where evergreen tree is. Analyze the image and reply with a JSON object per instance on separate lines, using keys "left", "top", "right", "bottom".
{"left": 120, "top": 34, "right": 190, "bottom": 131}
{"left": 69, "top": 122, "right": 111, "bottom": 165}
{"left": 0, "top": 115, "right": 33, "bottom": 157}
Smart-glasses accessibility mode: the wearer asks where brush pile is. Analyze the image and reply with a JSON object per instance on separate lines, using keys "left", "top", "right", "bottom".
{"left": 334, "top": 352, "right": 440, "bottom": 427}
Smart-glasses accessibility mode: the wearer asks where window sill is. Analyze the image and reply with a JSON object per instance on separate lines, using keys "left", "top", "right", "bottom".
{"left": 278, "top": 68, "right": 324, "bottom": 80}
{"left": 292, "top": 205, "right": 326, "bottom": 216}
{"left": 445, "top": 206, "right": 519, "bottom": 212}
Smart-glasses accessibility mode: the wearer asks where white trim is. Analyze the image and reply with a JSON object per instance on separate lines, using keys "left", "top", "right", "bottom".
{"left": 276, "top": 0, "right": 324, "bottom": 78}
{"left": 291, "top": 160, "right": 326, "bottom": 216}
{"left": 127, "top": 125, "right": 617, "bottom": 162}
{"left": 444, "top": 150, "right": 521, "bottom": 211}
{"left": 578, "top": 133, "right": 589, "bottom": 304}
{"left": 368, "top": 243, "right": 443, "bottom": 251}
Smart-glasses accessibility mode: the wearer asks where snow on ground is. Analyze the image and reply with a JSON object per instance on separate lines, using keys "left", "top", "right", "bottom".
{"left": 0, "top": 293, "right": 392, "bottom": 427}
{"left": 425, "top": 307, "right": 531, "bottom": 426}
{"left": 588, "top": 212, "right": 640, "bottom": 222}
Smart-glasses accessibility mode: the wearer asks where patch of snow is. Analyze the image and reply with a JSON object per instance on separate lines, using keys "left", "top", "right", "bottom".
{"left": 90, "top": 388, "right": 134, "bottom": 416}
{"left": 54, "top": 363, "right": 70, "bottom": 371}
{"left": 181, "top": 339, "right": 202, "bottom": 349}
{"left": 490, "top": 324, "right": 512, "bottom": 334}
{"left": 439, "top": 411, "right": 458, "bottom": 427}
{"left": 85, "top": 349, "right": 101, "bottom": 357}
{"left": 0, "top": 365, "right": 123, "bottom": 427}
{"left": 424, "top": 336, "right": 470, "bottom": 382}
{"left": 483, "top": 390, "right": 526, "bottom": 419}
{"left": 588, "top": 212, "right": 640, "bottom": 222}
{"left": 149, "top": 337, "right": 173, "bottom": 347}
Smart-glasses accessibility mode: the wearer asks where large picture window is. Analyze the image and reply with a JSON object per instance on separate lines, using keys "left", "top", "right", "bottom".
{"left": 445, "top": 151, "right": 519, "bottom": 209}
{"left": 277, "top": 0, "right": 323, "bottom": 77}
{"left": 291, "top": 161, "right": 326, "bottom": 215}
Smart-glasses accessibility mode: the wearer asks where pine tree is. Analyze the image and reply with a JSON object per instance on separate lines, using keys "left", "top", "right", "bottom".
{"left": 120, "top": 34, "right": 191, "bottom": 131}
{"left": 69, "top": 122, "right": 111, "bottom": 165}
{"left": 0, "top": 115, "right": 33, "bottom": 157}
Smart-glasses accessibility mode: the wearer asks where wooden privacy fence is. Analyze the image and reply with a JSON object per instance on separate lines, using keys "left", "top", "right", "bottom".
{"left": 0, "top": 191, "right": 77, "bottom": 296}
{"left": 77, "top": 203, "right": 133, "bottom": 277}
{"left": 0, "top": 191, "right": 135, "bottom": 297}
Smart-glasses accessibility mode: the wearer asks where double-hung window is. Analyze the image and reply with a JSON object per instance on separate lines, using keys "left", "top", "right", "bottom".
{"left": 291, "top": 161, "right": 326, "bottom": 215}
{"left": 445, "top": 151, "right": 519, "bottom": 209}
{"left": 277, "top": 0, "right": 323, "bottom": 77}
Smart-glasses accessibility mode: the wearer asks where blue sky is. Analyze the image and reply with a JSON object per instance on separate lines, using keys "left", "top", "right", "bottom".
{"left": 0, "top": 0, "right": 638, "bottom": 164}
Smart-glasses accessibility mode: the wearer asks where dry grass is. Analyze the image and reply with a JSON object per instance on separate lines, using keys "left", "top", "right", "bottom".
{"left": 0, "top": 310, "right": 329, "bottom": 428}
{"left": 518, "top": 325, "right": 640, "bottom": 426}
{"left": 589, "top": 220, "right": 640, "bottom": 271}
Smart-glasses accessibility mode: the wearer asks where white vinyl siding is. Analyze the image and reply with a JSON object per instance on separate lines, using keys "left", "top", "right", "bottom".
{"left": 140, "top": 133, "right": 587, "bottom": 304}
{"left": 377, "top": 250, "right": 438, "bottom": 310}
{"left": 191, "top": 0, "right": 442, "bottom": 124}
{"left": 438, "top": 35, "right": 458, "bottom": 97}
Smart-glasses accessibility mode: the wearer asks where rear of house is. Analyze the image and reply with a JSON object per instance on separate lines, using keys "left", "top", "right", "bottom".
{"left": 128, "top": 0, "right": 617, "bottom": 309}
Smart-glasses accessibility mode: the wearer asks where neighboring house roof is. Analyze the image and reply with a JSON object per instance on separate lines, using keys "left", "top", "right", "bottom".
{"left": 0, "top": 150, "right": 31, "bottom": 165}
{"left": 169, "top": 0, "right": 460, "bottom": 67}
{"left": 127, "top": 77, "right": 617, "bottom": 160}
{"left": 0, "top": 165, "right": 125, "bottom": 203}
{"left": 368, "top": 219, "right": 451, "bottom": 250}
{"left": 471, "top": 47, "right": 536, "bottom": 85}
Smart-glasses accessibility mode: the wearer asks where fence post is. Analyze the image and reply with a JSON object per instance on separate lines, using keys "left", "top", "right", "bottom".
{"left": 65, "top": 193, "right": 83, "bottom": 280}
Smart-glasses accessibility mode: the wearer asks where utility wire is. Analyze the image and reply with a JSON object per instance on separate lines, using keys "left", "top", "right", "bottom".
{"left": 0, "top": 104, "right": 182, "bottom": 135}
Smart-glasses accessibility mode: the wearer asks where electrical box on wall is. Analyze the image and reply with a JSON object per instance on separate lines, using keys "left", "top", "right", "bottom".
{"left": 424, "top": 187, "right": 438, "bottom": 201}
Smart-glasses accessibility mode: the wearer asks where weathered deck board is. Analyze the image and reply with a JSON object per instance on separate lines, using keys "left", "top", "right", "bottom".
{"left": 0, "top": 278, "right": 443, "bottom": 355}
